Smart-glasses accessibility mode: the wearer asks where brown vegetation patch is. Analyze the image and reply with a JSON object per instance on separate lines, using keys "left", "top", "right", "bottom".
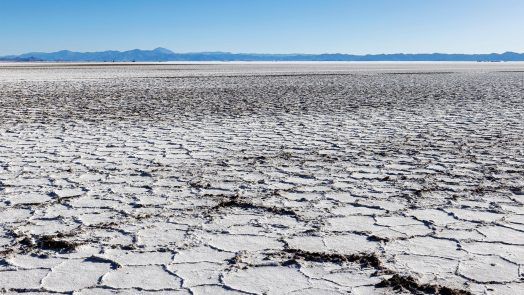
{"left": 18, "top": 234, "right": 78, "bottom": 254}
{"left": 376, "top": 274, "right": 473, "bottom": 295}
{"left": 280, "top": 249, "right": 384, "bottom": 269}
{"left": 214, "top": 196, "right": 299, "bottom": 218}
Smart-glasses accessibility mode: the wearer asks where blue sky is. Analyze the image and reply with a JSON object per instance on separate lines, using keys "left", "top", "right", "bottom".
{"left": 1, "top": 0, "right": 523, "bottom": 55}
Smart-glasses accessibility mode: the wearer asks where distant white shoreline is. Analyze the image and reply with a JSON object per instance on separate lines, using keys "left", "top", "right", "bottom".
{"left": 2, "top": 61, "right": 524, "bottom": 65}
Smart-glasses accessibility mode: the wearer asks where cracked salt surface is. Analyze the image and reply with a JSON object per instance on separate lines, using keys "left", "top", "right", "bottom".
{"left": 0, "top": 62, "right": 523, "bottom": 294}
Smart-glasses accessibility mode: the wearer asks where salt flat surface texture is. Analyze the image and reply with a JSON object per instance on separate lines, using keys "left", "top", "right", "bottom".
{"left": 0, "top": 62, "right": 523, "bottom": 294}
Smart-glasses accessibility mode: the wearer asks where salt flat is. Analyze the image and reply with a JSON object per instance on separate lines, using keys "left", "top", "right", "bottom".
{"left": 0, "top": 62, "right": 523, "bottom": 294}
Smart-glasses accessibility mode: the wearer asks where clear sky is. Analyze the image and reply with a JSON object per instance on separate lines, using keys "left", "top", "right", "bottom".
{"left": 1, "top": 0, "right": 523, "bottom": 55}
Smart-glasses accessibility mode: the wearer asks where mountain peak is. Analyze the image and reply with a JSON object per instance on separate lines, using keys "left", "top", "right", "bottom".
{"left": 2, "top": 49, "right": 524, "bottom": 62}
{"left": 152, "top": 47, "right": 174, "bottom": 54}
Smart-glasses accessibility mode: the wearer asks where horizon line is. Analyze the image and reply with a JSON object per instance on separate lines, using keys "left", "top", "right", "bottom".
{"left": 3, "top": 48, "right": 524, "bottom": 57}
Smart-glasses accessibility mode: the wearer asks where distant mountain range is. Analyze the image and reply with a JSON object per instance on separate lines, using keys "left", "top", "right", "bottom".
{"left": 1, "top": 47, "right": 524, "bottom": 62}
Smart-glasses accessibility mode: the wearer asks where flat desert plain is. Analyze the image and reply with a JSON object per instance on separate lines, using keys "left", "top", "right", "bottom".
{"left": 0, "top": 62, "right": 523, "bottom": 294}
